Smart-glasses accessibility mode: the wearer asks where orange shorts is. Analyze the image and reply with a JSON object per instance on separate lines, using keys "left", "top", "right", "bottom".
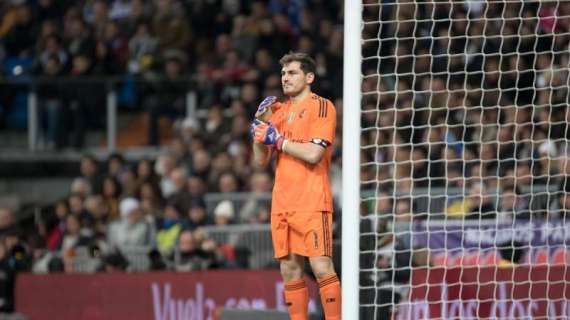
{"left": 271, "top": 211, "right": 333, "bottom": 259}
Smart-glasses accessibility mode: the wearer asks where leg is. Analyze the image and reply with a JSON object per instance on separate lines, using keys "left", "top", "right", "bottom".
{"left": 279, "top": 252, "right": 305, "bottom": 282}
{"left": 309, "top": 256, "right": 341, "bottom": 320}
{"left": 280, "top": 253, "right": 309, "bottom": 320}
{"left": 302, "top": 211, "right": 340, "bottom": 320}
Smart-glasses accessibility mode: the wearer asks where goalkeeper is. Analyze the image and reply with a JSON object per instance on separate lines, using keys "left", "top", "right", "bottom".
{"left": 251, "top": 52, "right": 341, "bottom": 320}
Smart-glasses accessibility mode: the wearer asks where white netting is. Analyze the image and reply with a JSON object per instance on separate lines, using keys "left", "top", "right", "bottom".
{"left": 358, "top": 1, "right": 570, "bottom": 319}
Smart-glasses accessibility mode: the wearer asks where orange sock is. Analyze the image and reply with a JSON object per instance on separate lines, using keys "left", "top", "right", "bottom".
{"left": 284, "top": 279, "right": 309, "bottom": 320}
{"left": 318, "top": 273, "right": 341, "bottom": 320}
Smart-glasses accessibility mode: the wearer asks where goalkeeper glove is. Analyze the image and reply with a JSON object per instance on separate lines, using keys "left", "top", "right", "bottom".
{"left": 250, "top": 119, "right": 263, "bottom": 140}
{"left": 255, "top": 96, "right": 279, "bottom": 120}
{"left": 252, "top": 120, "right": 287, "bottom": 151}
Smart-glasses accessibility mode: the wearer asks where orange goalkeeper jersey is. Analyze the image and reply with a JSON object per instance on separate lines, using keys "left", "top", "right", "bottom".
{"left": 269, "top": 93, "right": 336, "bottom": 214}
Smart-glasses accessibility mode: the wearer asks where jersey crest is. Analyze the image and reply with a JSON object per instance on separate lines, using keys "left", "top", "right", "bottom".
{"left": 287, "top": 112, "right": 296, "bottom": 124}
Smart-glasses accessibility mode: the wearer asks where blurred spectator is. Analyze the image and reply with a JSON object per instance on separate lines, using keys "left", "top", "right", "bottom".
{"left": 155, "top": 152, "right": 178, "bottom": 197}
{"left": 0, "top": 227, "right": 31, "bottom": 312}
{"left": 67, "top": 193, "right": 90, "bottom": 227}
{"left": 191, "top": 149, "right": 211, "bottom": 181}
{"left": 152, "top": 0, "right": 190, "bottom": 53}
{"left": 497, "top": 186, "right": 530, "bottom": 220}
{"left": 214, "top": 200, "right": 235, "bottom": 225}
{"left": 202, "top": 105, "right": 231, "bottom": 149}
{"left": 70, "top": 177, "right": 92, "bottom": 198}
{"left": 148, "top": 248, "right": 167, "bottom": 271}
{"left": 57, "top": 214, "right": 95, "bottom": 261}
{"left": 143, "top": 54, "right": 187, "bottom": 146}
{"left": 99, "top": 174, "right": 121, "bottom": 220}
{"left": 171, "top": 230, "right": 217, "bottom": 272}
{"left": 127, "top": 21, "right": 157, "bottom": 74}
{"left": 101, "top": 250, "right": 129, "bottom": 272}
{"left": 0, "top": 209, "right": 16, "bottom": 235}
{"left": 65, "top": 54, "right": 105, "bottom": 148}
{"left": 136, "top": 158, "right": 160, "bottom": 186}
{"left": 107, "top": 198, "right": 153, "bottom": 248}
{"left": 239, "top": 170, "right": 272, "bottom": 223}
{"left": 84, "top": 194, "right": 110, "bottom": 239}
{"left": 166, "top": 166, "right": 191, "bottom": 213}
{"left": 156, "top": 203, "right": 183, "bottom": 255}
{"left": 36, "top": 53, "right": 66, "bottom": 149}
{"left": 3, "top": 5, "right": 35, "bottom": 58}
{"left": 106, "top": 153, "right": 127, "bottom": 178}
{"left": 217, "top": 172, "right": 239, "bottom": 193}
{"left": 185, "top": 199, "right": 213, "bottom": 231}
{"left": 118, "top": 166, "right": 139, "bottom": 197}
{"left": 446, "top": 182, "right": 496, "bottom": 219}
{"left": 64, "top": 15, "right": 95, "bottom": 58}
{"left": 548, "top": 178, "right": 570, "bottom": 220}
{"left": 79, "top": 154, "right": 102, "bottom": 192}
{"left": 44, "top": 200, "right": 69, "bottom": 251}
{"left": 137, "top": 180, "right": 164, "bottom": 222}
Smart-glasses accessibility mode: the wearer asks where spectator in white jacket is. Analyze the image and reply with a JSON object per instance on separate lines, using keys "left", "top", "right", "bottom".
{"left": 107, "top": 198, "right": 154, "bottom": 249}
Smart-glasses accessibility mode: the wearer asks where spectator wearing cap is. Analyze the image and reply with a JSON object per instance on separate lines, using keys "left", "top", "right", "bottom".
{"left": 107, "top": 198, "right": 153, "bottom": 249}
{"left": 214, "top": 200, "right": 235, "bottom": 225}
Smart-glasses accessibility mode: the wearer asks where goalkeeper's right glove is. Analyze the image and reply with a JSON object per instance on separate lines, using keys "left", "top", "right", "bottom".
{"left": 252, "top": 120, "right": 286, "bottom": 151}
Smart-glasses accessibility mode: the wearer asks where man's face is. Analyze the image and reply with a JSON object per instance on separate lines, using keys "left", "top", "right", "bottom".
{"left": 281, "top": 61, "right": 313, "bottom": 97}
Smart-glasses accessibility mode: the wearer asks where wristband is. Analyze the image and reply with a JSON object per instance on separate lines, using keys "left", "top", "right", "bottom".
{"left": 276, "top": 137, "right": 287, "bottom": 151}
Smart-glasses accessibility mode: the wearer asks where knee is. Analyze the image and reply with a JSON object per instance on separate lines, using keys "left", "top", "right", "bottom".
{"left": 280, "top": 259, "right": 303, "bottom": 281}
{"left": 309, "top": 257, "right": 335, "bottom": 279}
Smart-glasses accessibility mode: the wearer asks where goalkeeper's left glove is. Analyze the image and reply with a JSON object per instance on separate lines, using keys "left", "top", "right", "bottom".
{"left": 252, "top": 120, "right": 287, "bottom": 151}
{"left": 255, "top": 96, "right": 277, "bottom": 118}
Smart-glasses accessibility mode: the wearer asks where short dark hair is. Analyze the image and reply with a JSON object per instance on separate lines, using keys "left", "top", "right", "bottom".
{"left": 279, "top": 52, "right": 316, "bottom": 75}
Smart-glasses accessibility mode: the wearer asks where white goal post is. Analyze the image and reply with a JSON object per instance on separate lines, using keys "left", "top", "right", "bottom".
{"left": 342, "top": 0, "right": 362, "bottom": 319}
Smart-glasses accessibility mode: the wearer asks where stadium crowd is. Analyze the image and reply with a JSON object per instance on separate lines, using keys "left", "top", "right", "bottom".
{"left": 0, "top": 0, "right": 344, "bottom": 241}
{"left": 0, "top": 0, "right": 570, "bottom": 316}
{"left": 360, "top": 1, "right": 570, "bottom": 221}
{"left": 0, "top": 0, "right": 344, "bottom": 313}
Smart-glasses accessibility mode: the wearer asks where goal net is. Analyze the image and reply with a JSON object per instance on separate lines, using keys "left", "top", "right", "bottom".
{"left": 347, "top": 1, "right": 570, "bottom": 319}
